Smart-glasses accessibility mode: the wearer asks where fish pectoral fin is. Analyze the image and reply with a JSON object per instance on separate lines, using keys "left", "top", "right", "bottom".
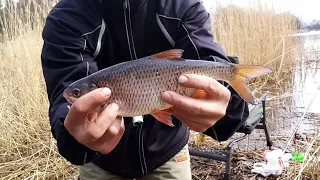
{"left": 151, "top": 109, "right": 175, "bottom": 127}
{"left": 191, "top": 89, "right": 207, "bottom": 99}
{"left": 148, "top": 49, "right": 184, "bottom": 60}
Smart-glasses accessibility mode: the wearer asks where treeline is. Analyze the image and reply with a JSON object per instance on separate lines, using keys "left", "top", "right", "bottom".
{"left": 292, "top": 16, "right": 320, "bottom": 31}
{"left": 305, "top": 19, "right": 320, "bottom": 30}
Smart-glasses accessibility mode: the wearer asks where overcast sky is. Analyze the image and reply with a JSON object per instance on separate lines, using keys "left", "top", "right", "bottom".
{"left": 202, "top": 0, "right": 320, "bottom": 23}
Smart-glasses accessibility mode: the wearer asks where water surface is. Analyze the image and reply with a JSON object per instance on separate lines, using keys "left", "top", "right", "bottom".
{"left": 292, "top": 33, "right": 320, "bottom": 114}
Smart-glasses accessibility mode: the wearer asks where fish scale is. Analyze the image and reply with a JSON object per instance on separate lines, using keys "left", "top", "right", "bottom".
{"left": 63, "top": 49, "right": 272, "bottom": 127}
{"left": 89, "top": 58, "right": 234, "bottom": 116}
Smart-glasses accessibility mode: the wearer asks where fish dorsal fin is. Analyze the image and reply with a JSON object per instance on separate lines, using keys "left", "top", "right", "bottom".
{"left": 148, "top": 49, "right": 184, "bottom": 60}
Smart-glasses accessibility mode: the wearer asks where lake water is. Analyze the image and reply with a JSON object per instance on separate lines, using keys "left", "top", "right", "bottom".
{"left": 292, "top": 32, "right": 320, "bottom": 114}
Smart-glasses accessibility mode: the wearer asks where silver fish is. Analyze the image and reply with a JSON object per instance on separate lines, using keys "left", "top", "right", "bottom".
{"left": 63, "top": 49, "right": 272, "bottom": 126}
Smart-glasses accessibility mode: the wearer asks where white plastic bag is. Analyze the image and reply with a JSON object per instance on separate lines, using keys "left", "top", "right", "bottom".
{"left": 251, "top": 149, "right": 292, "bottom": 177}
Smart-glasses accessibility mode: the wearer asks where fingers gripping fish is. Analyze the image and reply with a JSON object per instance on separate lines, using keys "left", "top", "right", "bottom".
{"left": 63, "top": 49, "right": 272, "bottom": 127}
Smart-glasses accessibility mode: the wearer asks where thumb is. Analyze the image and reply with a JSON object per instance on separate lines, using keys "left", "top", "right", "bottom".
{"left": 69, "top": 88, "right": 111, "bottom": 120}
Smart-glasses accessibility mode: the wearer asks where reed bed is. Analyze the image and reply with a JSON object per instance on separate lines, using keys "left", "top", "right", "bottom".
{"left": 210, "top": 1, "right": 301, "bottom": 98}
{"left": 0, "top": 0, "right": 79, "bottom": 179}
{"left": 0, "top": 0, "right": 318, "bottom": 179}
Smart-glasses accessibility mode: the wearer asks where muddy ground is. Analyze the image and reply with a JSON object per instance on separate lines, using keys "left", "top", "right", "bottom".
{"left": 188, "top": 112, "right": 320, "bottom": 180}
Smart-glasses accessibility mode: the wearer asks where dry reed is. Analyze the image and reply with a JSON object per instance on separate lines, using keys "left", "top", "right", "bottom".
{"left": 0, "top": 0, "right": 78, "bottom": 179}
{"left": 210, "top": 1, "right": 300, "bottom": 98}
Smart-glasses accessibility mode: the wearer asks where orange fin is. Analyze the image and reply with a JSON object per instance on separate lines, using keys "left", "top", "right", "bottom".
{"left": 161, "top": 108, "right": 174, "bottom": 114}
{"left": 191, "top": 89, "right": 207, "bottom": 99}
{"left": 148, "top": 49, "right": 184, "bottom": 60}
{"left": 227, "top": 64, "right": 272, "bottom": 105}
{"left": 151, "top": 109, "right": 174, "bottom": 127}
{"left": 233, "top": 64, "right": 272, "bottom": 79}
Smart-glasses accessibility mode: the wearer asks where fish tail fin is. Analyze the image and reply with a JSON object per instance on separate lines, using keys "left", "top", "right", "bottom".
{"left": 227, "top": 64, "right": 272, "bottom": 104}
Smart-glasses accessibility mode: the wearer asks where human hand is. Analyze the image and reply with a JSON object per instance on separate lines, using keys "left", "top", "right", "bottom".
{"left": 161, "top": 74, "right": 231, "bottom": 132}
{"left": 64, "top": 88, "right": 125, "bottom": 154}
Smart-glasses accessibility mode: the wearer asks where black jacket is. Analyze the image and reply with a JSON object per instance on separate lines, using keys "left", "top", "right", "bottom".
{"left": 41, "top": 0, "right": 249, "bottom": 178}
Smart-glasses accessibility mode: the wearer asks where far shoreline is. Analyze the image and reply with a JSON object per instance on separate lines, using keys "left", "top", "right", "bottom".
{"left": 291, "top": 30, "right": 320, "bottom": 37}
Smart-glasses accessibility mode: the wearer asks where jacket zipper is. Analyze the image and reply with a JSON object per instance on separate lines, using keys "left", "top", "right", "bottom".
{"left": 127, "top": 0, "right": 137, "bottom": 59}
{"left": 123, "top": 0, "right": 147, "bottom": 176}
{"left": 123, "top": 0, "right": 134, "bottom": 60}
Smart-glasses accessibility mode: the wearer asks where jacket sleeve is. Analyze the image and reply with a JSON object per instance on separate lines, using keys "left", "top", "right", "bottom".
{"left": 41, "top": 11, "right": 101, "bottom": 165}
{"left": 174, "top": 0, "right": 249, "bottom": 141}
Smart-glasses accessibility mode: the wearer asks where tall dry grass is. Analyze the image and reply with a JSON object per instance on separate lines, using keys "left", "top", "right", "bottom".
{"left": 210, "top": 1, "right": 300, "bottom": 97}
{"left": 0, "top": 0, "right": 318, "bottom": 179}
{"left": 0, "top": 30, "right": 77, "bottom": 180}
{"left": 0, "top": 0, "right": 78, "bottom": 179}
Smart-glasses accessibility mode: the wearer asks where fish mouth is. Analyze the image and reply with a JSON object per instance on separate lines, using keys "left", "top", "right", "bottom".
{"left": 63, "top": 92, "right": 75, "bottom": 104}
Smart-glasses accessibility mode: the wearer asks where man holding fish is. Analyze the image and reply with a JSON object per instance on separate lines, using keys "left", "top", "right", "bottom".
{"left": 41, "top": 0, "right": 270, "bottom": 179}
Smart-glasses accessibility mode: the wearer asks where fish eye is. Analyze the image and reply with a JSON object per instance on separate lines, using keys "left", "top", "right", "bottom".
{"left": 72, "top": 88, "right": 81, "bottom": 98}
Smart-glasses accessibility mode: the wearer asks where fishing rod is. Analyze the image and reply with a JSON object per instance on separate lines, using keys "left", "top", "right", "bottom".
{"left": 283, "top": 82, "right": 320, "bottom": 153}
